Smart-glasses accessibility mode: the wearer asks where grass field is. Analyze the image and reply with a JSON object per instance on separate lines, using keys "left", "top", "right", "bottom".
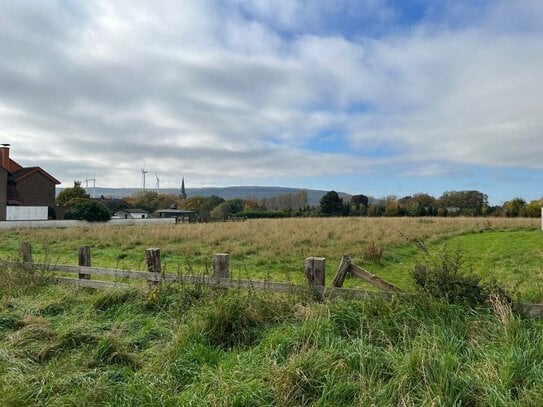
{"left": 2, "top": 280, "right": 543, "bottom": 406}
{"left": 1, "top": 217, "right": 543, "bottom": 405}
{"left": 0, "top": 217, "right": 540, "bottom": 299}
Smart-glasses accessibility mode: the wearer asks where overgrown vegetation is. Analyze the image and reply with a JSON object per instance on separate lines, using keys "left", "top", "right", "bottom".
{"left": 56, "top": 180, "right": 90, "bottom": 206}
{"left": 412, "top": 246, "right": 500, "bottom": 306}
{"left": 0, "top": 217, "right": 540, "bottom": 298}
{"left": 2, "top": 277, "right": 543, "bottom": 405}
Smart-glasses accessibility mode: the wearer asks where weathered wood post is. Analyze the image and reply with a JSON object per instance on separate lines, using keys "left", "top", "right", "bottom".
{"left": 21, "top": 242, "right": 32, "bottom": 263}
{"left": 78, "top": 246, "right": 91, "bottom": 280}
{"left": 21, "top": 242, "right": 32, "bottom": 272}
{"left": 213, "top": 253, "right": 230, "bottom": 278}
{"left": 305, "top": 257, "right": 326, "bottom": 286}
{"left": 145, "top": 248, "right": 162, "bottom": 286}
{"left": 332, "top": 255, "right": 351, "bottom": 288}
{"left": 305, "top": 257, "right": 325, "bottom": 300}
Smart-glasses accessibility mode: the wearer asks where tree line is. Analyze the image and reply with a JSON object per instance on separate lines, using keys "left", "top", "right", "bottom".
{"left": 319, "top": 190, "right": 543, "bottom": 218}
{"left": 56, "top": 182, "right": 542, "bottom": 220}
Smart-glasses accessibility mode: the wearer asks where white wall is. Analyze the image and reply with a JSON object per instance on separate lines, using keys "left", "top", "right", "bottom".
{"left": 129, "top": 213, "right": 149, "bottom": 219}
{"left": 0, "top": 217, "right": 176, "bottom": 229}
{"left": 6, "top": 206, "right": 48, "bottom": 221}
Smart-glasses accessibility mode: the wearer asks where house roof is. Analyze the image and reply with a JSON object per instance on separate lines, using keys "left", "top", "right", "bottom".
{"left": 123, "top": 208, "right": 149, "bottom": 214}
{"left": 7, "top": 158, "right": 23, "bottom": 173}
{"left": 9, "top": 166, "right": 60, "bottom": 185}
{"left": 157, "top": 209, "right": 196, "bottom": 214}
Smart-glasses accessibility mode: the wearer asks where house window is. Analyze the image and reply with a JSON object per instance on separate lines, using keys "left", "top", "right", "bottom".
{"left": 141, "top": 215, "right": 145, "bottom": 219}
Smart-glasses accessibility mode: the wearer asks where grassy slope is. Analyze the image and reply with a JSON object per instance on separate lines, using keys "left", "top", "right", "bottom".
{"left": 2, "top": 281, "right": 543, "bottom": 406}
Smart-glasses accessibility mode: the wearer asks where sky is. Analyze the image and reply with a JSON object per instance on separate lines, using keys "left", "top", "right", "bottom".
{"left": 0, "top": 0, "right": 542, "bottom": 205}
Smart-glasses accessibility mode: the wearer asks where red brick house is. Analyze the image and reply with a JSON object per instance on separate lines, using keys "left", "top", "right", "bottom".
{"left": 0, "top": 146, "right": 60, "bottom": 220}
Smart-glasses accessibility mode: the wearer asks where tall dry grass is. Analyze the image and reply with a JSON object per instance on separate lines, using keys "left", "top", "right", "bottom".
{"left": 0, "top": 217, "right": 538, "bottom": 285}
{"left": 3, "top": 216, "right": 537, "bottom": 253}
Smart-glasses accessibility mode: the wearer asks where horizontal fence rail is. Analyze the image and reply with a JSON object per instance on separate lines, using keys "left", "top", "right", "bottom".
{"left": 0, "top": 260, "right": 399, "bottom": 300}
{"left": 2, "top": 242, "right": 543, "bottom": 317}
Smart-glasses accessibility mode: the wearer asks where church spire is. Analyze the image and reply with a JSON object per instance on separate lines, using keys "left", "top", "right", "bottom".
{"left": 180, "top": 177, "right": 187, "bottom": 200}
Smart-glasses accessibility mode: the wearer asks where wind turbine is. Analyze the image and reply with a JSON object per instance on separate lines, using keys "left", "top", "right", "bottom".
{"left": 155, "top": 173, "right": 160, "bottom": 193}
{"left": 88, "top": 174, "right": 96, "bottom": 198}
{"left": 141, "top": 163, "right": 148, "bottom": 191}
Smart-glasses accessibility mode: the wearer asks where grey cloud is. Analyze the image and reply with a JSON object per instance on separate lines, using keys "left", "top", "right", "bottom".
{"left": 0, "top": 0, "right": 541, "bottom": 189}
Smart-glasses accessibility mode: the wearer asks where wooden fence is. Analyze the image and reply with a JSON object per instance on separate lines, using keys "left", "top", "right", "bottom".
{"left": 4, "top": 242, "right": 543, "bottom": 317}
{"left": 4, "top": 242, "right": 403, "bottom": 300}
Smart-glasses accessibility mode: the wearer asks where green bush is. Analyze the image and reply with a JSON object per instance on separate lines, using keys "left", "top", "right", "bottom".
{"left": 412, "top": 248, "right": 487, "bottom": 306}
{"left": 64, "top": 200, "right": 111, "bottom": 222}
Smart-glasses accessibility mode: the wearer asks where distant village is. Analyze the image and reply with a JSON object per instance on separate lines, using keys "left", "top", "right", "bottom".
{"left": 0, "top": 145, "right": 198, "bottom": 222}
{"left": 1, "top": 145, "right": 541, "bottom": 223}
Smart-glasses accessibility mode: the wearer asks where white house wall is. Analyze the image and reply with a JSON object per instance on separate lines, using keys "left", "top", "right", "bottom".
{"left": 6, "top": 206, "right": 48, "bottom": 220}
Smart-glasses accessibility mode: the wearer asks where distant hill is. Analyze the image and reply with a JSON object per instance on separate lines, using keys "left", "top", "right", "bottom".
{"left": 57, "top": 186, "right": 352, "bottom": 206}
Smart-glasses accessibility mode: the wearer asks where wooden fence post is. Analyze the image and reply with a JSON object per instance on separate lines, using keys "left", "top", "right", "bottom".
{"left": 332, "top": 255, "right": 351, "bottom": 288}
{"left": 21, "top": 242, "right": 32, "bottom": 272}
{"left": 78, "top": 246, "right": 91, "bottom": 280}
{"left": 213, "top": 253, "right": 230, "bottom": 278}
{"left": 145, "top": 248, "right": 162, "bottom": 285}
{"left": 305, "top": 257, "right": 325, "bottom": 300}
{"left": 305, "top": 257, "right": 326, "bottom": 287}
{"left": 21, "top": 242, "right": 32, "bottom": 264}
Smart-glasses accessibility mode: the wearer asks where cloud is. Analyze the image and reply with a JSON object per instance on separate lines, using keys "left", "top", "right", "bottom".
{"left": 344, "top": 27, "right": 543, "bottom": 168}
{"left": 0, "top": 0, "right": 541, "bottom": 193}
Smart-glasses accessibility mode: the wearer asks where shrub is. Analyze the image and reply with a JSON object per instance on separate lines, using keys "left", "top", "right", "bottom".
{"left": 363, "top": 241, "right": 385, "bottom": 263}
{"left": 56, "top": 181, "right": 90, "bottom": 205}
{"left": 412, "top": 247, "right": 487, "bottom": 306}
{"left": 63, "top": 200, "right": 111, "bottom": 222}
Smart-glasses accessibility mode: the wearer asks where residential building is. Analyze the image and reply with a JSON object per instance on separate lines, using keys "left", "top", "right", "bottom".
{"left": 113, "top": 209, "right": 150, "bottom": 219}
{"left": 0, "top": 146, "right": 60, "bottom": 220}
{"left": 156, "top": 208, "right": 197, "bottom": 220}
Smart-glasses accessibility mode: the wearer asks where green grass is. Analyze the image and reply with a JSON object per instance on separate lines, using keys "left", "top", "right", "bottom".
{"left": 2, "top": 219, "right": 543, "bottom": 404}
{"left": 0, "top": 220, "right": 541, "bottom": 300}
{"left": 2, "top": 279, "right": 543, "bottom": 406}
{"left": 366, "top": 230, "right": 543, "bottom": 301}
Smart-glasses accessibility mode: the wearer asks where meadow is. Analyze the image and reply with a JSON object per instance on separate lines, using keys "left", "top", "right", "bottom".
{"left": 0, "top": 216, "right": 540, "bottom": 298}
{"left": 1, "top": 217, "right": 543, "bottom": 406}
